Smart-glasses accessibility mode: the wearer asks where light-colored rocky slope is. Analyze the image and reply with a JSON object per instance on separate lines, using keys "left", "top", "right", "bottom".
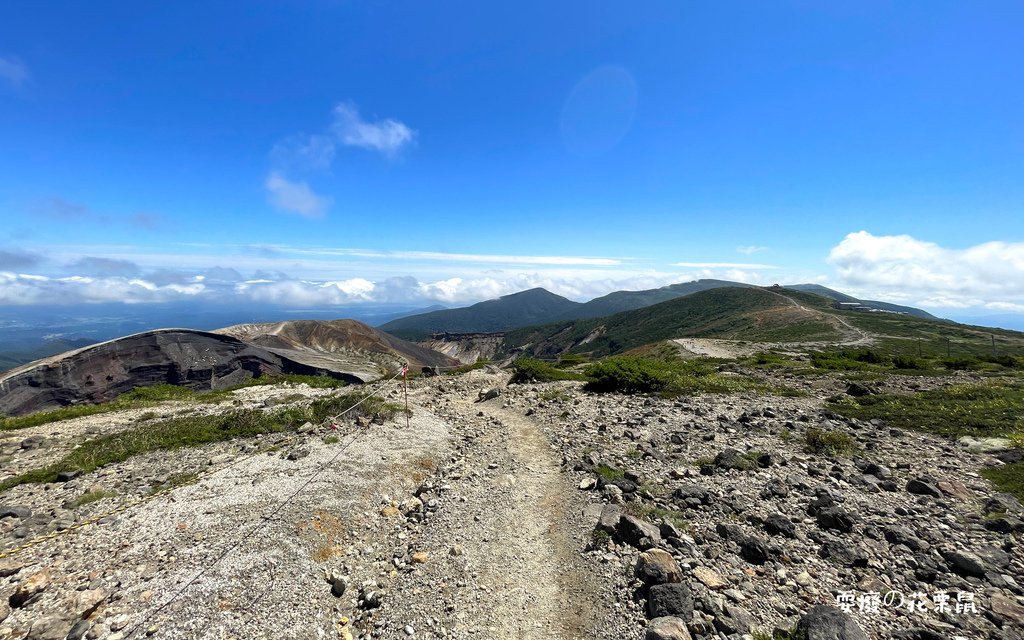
{"left": 1, "top": 369, "right": 1022, "bottom": 640}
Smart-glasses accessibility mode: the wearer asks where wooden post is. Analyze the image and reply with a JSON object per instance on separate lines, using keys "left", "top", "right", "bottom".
{"left": 917, "top": 338, "right": 922, "bottom": 358}
{"left": 992, "top": 334, "right": 997, "bottom": 357}
{"left": 946, "top": 338, "right": 950, "bottom": 358}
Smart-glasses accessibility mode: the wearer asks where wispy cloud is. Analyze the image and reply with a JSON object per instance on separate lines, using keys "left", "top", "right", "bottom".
{"left": 69, "top": 257, "right": 141, "bottom": 277}
{"left": 265, "top": 172, "right": 332, "bottom": 218}
{"left": 671, "top": 262, "right": 779, "bottom": 269}
{"left": 35, "top": 197, "right": 91, "bottom": 219}
{"left": 284, "top": 247, "right": 622, "bottom": 266}
{"left": 331, "top": 102, "right": 416, "bottom": 156}
{"left": 0, "top": 249, "right": 43, "bottom": 269}
{"left": 736, "top": 245, "right": 768, "bottom": 255}
{"left": 0, "top": 56, "right": 29, "bottom": 89}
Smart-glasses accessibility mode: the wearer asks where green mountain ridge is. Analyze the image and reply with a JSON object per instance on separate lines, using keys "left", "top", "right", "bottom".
{"left": 380, "top": 288, "right": 580, "bottom": 340}
{"left": 379, "top": 278, "right": 943, "bottom": 340}
{"left": 500, "top": 286, "right": 843, "bottom": 359}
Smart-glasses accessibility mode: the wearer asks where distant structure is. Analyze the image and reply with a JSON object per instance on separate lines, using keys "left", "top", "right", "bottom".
{"left": 832, "top": 301, "right": 903, "bottom": 314}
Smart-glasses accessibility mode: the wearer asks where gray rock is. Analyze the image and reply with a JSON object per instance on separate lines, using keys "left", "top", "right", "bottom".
{"left": 883, "top": 525, "right": 928, "bottom": 551}
{"left": 330, "top": 573, "right": 348, "bottom": 597}
{"left": 714, "top": 448, "right": 756, "bottom": 471}
{"left": 635, "top": 549, "right": 682, "bottom": 586}
{"left": 66, "top": 620, "right": 90, "bottom": 640}
{"left": 713, "top": 604, "right": 754, "bottom": 635}
{"left": 764, "top": 514, "right": 797, "bottom": 538}
{"left": 26, "top": 614, "right": 73, "bottom": 640}
{"left": 673, "top": 484, "right": 713, "bottom": 508}
{"left": 644, "top": 617, "right": 692, "bottom": 640}
{"left": 906, "top": 478, "right": 943, "bottom": 498}
{"left": 943, "top": 550, "right": 988, "bottom": 578}
{"left": 55, "top": 470, "right": 81, "bottom": 482}
{"left": 648, "top": 583, "right": 693, "bottom": 620}
{"left": 816, "top": 507, "right": 856, "bottom": 533}
{"left": 617, "top": 514, "right": 662, "bottom": 549}
{"left": 795, "top": 605, "right": 869, "bottom": 640}
{"left": 0, "top": 599, "right": 9, "bottom": 623}
{"left": 287, "top": 448, "right": 310, "bottom": 461}
{"left": 0, "top": 505, "right": 31, "bottom": 519}
{"left": 740, "top": 537, "right": 772, "bottom": 565}
{"left": 596, "top": 504, "right": 624, "bottom": 533}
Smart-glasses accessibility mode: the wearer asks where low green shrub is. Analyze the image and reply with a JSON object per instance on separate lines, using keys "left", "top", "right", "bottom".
{"left": 803, "top": 427, "right": 858, "bottom": 457}
{"left": 509, "top": 358, "right": 586, "bottom": 383}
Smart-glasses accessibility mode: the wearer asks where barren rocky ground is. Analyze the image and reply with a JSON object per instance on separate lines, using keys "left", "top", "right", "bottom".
{"left": 1, "top": 365, "right": 1023, "bottom": 640}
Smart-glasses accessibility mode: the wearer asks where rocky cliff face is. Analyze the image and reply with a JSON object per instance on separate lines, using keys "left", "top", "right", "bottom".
{"left": 420, "top": 332, "right": 506, "bottom": 364}
{"left": 0, "top": 329, "right": 359, "bottom": 417}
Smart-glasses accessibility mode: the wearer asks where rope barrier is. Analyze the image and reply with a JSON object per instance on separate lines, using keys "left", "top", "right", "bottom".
{"left": 0, "top": 367, "right": 408, "bottom": 562}
{"left": 122, "top": 366, "right": 408, "bottom": 638}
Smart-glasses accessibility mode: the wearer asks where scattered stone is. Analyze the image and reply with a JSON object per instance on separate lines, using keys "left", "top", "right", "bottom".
{"left": 635, "top": 549, "right": 682, "bottom": 586}
{"left": 764, "top": 514, "right": 797, "bottom": 538}
{"left": 648, "top": 583, "right": 693, "bottom": 620}
{"left": 795, "top": 605, "right": 869, "bottom": 640}
{"left": 942, "top": 550, "right": 988, "bottom": 579}
{"left": 476, "top": 388, "right": 500, "bottom": 402}
{"left": 329, "top": 573, "right": 348, "bottom": 598}
{"left": 10, "top": 569, "right": 51, "bottom": 608}
{"left": 989, "top": 592, "right": 1024, "bottom": 627}
{"left": 714, "top": 448, "right": 756, "bottom": 471}
{"left": 616, "top": 514, "right": 662, "bottom": 548}
{"left": 411, "top": 551, "right": 429, "bottom": 564}
{"left": 644, "top": 616, "right": 692, "bottom": 640}
{"left": 906, "top": 477, "right": 943, "bottom": 498}
{"left": 816, "top": 506, "right": 856, "bottom": 533}
{"left": 286, "top": 448, "right": 310, "bottom": 461}
{"left": 693, "top": 567, "right": 727, "bottom": 590}
{"left": 0, "top": 505, "right": 31, "bottom": 519}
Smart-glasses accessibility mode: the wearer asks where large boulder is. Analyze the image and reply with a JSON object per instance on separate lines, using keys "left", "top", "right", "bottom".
{"left": 644, "top": 617, "right": 692, "bottom": 640}
{"left": 635, "top": 549, "right": 682, "bottom": 586}
{"left": 648, "top": 583, "right": 693, "bottom": 620}
{"left": 795, "top": 605, "right": 869, "bottom": 640}
{"left": 617, "top": 515, "right": 662, "bottom": 549}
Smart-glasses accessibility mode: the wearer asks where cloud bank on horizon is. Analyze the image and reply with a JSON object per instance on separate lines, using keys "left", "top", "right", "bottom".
{"left": 2, "top": 232, "right": 1023, "bottom": 315}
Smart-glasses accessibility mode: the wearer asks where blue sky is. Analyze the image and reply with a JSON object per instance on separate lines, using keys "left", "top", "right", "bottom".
{"left": 1, "top": 1, "right": 1023, "bottom": 320}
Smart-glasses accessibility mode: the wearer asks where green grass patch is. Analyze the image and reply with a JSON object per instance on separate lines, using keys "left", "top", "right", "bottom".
{"left": 0, "top": 391, "right": 395, "bottom": 494}
{"left": 980, "top": 462, "right": 1024, "bottom": 503}
{"left": 828, "top": 381, "right": 1024, "bottom": 439}
{"left": 509, "top": 358, "right": 587, "bottom": 383}
{"left": 631, "top": 504, "right": 689, "bottom": 530}
{"left": 593, "top": 464, "right": 624, "bottom": 482}
{"left": 803, "top": 427, "right": 858, "bottom": 457}
{"left": 0, "top": 374, "right": 349, "bottom": 432}
{"left": 583, "top": 355, "right": 759, "bottom": 397}
{"left": 70, "top": 489, "right": 118, "bottom": 508}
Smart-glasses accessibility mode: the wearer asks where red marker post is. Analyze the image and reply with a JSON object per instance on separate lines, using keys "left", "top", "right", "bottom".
{"left": 401, "top": 366, "right": 409, "bottom": 428}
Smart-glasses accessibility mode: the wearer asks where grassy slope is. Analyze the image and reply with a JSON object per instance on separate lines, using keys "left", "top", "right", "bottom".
{"left": 839, "top": 310, "right": 1024, "bottom": 357}
{"left": 503, "top": 287, "right": 843, "bottom": 359}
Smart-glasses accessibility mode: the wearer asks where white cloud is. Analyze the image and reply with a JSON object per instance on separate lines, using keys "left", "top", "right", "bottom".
{"left": 331, "top": 102, "right": 415, "bottom": 156}
{"left": 736, "top": 245, "right": 768, "bottom": 255}
{"left": 828, "top": 231, "right": 1024, "bottom": 310}
{"left": 265, "top": 172, "right": 332, "bottom": 218}
{"left": 0, "top": 56, "right": 29, "bottom": 89}
{"left": 671, "top": 262, "right": 779, "bottom": 269}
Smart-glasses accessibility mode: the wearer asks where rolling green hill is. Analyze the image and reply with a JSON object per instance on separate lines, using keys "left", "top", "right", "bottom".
{"left": 554, "top": 278, "right": 757, "bottom": 321}
{"left": 500, "top": 286, "right": 843, "bottom": 359}
{"left": 379, "top": 288, "right": 580, "bottom": 341}
{"left": 784, "top": 284, "right": 941, "bottom": 320}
